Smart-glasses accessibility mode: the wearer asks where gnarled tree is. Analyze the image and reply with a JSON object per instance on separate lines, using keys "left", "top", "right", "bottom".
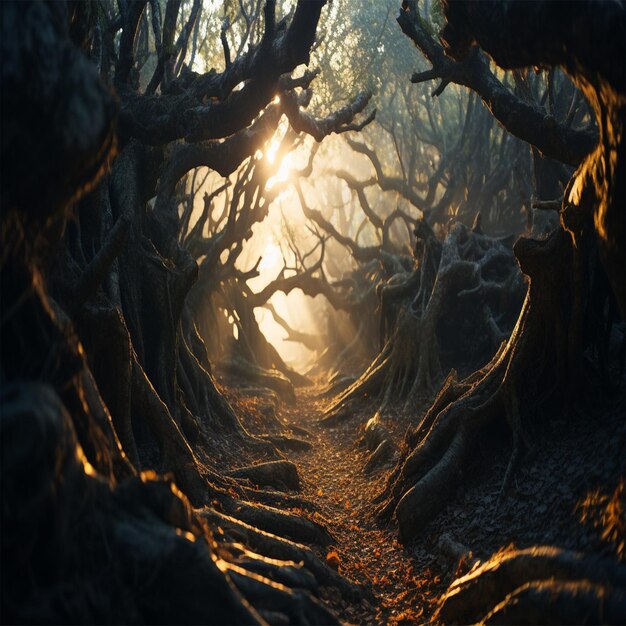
{"left": 371, "top": 0, "right": 624, "bottom": 619}
{"left": 0, "top": 1, "right": 372, "bottom": 622}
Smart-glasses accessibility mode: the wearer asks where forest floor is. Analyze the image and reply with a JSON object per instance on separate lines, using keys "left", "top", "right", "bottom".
{"left": 224, "top": 380, "right": 626, "bottom": 625}
{"left": 278, "top": 390, "right": 443, "bottom": 625}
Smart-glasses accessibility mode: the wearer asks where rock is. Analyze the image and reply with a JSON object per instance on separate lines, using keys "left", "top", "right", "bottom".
{"left": 260, "top": 434, "right": 313, "bottom": 452}
{"left": 363, "top": 413, "right": 389, "bottom": 451}
{"left": 230, "top": 460, "right": 300, "bottom": 491}
{"left": 363, "top": 438, "right": 394, "bottom": 473}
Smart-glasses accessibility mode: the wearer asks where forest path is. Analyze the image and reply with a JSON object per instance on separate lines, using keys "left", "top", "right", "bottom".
{"left": 276, "top": 386, "right": 442, "bottom": 625}
{"left": 223, "top": 374, "right": 626, "bottom": 624}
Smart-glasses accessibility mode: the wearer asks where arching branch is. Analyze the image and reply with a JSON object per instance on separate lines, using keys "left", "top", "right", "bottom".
{"left": 397, "top": 1, "right": 597, "bottom": 166}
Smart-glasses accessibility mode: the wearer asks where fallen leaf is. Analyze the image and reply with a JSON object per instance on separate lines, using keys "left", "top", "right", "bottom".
{"left": 326, "top": 551, "right": 341, "bottom": 571}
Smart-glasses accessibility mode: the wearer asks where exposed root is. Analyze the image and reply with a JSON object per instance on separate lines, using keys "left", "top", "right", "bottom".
{"left": 221, "top": 498, "right": 335, "bottom": 547}
{"left": 483, "top": 580, "right": 626, "bottom": 625}
{"left": 130, "top": 355, "right": 208, "bottom": 504}
{"left": 227, "top": 542, "right": 319, "bottom": 593}
{"left": 363, "top": 439, "right": 395, "bottom": 474}
{"left": 1, "top": 381, "right": 362, "bottom": 624}
{"left": 239, "top": 488, "right": 319, "bottom": 513}
{"left": 435, "top": 545, "right": 626, "bottom": 625}
{"left": 228, "top": 566, "right": 337, "bottom": 625}
{"left": 321, "top": 344, "right": 391, "bottom": 426}
{"left": 219, "top": 356, "right": 296, "bottom": 404}
{"left": 498, "top": 387, "right": 532, "bottom": 506}
{"left": 375, "top": 227, "right": 577, "bottom": 542}
{"left": 319, "top": 373, "right": 358, "bottom": 398}
{"left": 201, "top": 509, "right": 363, "bottom": 601}
{"left": 227, "top": 567, "right": 338, "bottom": 625}
{"left": 321, "top": 223, "right": 524, "bottom": 427}
{"left": 0, "top": 383, "right": 259, "bottom": 624}
{"left": 437, "top": 533, "right": 481, "bottom": 570}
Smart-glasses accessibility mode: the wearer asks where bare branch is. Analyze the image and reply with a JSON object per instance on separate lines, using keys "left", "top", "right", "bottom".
{"left": 220, "top": 17, "right": 232, "bottom": 70}
{"left": 281, "top": 90, "right": 374, "bottom": 142}
{"left": 145, "top": 0, "right": 180, "bottom": 94}
{"left": 173, "top": 0, "right": 202, "bottom": 78}
{"left": 264, "top": 302, "right": 319, "bottom": 350}
{"left": 295, "top": 181, "right": 381, "bottom": 264}
{"left": 71, "top": 213, "right": 132, "bottom": 309}
{"left": 115, "top": 0, "right": 147, "bottom": 87}
{"left": 345, "top": 138, "right": 429, "bottom": 212}
{"left": 126, "top": 1, "right": 329, "bottom": 144}
{"left": 397, "top": 1, "right": 597, "bottom": 165}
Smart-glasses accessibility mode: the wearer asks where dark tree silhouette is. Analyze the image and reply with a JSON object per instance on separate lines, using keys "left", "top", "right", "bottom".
{"left": 0, "top": 1, "right": 371, "bottom": 622}
{"left": 368, "top": 0, "right": 625, "bottom": 620}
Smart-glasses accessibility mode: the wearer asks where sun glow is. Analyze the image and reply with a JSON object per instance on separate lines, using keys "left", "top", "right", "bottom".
{"left": 241, "top": 226, "right": 318, "bottom": 370}
{"left": 265, "top": 137, "right": 281, "bottom": 164}
{"left": 265, "top": 137, "right": 295, "bottom": 190}
{"left": 259, "top": 242, "right": 282, "bottom": 272}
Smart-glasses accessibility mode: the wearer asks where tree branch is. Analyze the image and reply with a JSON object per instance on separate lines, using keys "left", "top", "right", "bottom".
{"left": 71, "top": 213, "right": 132, "bottom": 309}
{"left": 123, "top": 0, "right": 328, "bottom": 145}
{"left": 281, "top": 90, "right": 374, "bottom": 142}
{"left": 397, "top": 1, "right": 597, "bottom": 166}
{"left": 345, "top": 138, "right": 429, "bottom": 212}
{"left": 264, "top": 302, "right": 319, "bottom": 350}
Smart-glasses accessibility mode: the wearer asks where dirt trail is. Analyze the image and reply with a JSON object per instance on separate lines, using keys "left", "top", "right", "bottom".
{"left": 225, "top": 378, "right": 625, "bottom": 624}
{"left": 277, "top": 388, "right": 443, "bottom": 625}
{"left": 276, "top": 382, "right": 625, "bottom": 624}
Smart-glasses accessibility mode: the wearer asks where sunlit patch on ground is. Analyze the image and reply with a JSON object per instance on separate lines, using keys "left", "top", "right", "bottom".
{"left": 578, "top": 479, "right": 625, "bottom": 561}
